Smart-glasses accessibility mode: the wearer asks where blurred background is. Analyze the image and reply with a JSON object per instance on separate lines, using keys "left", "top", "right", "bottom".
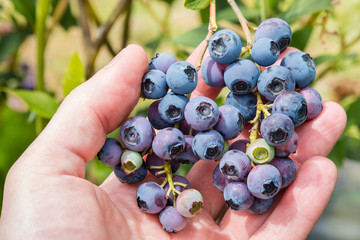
{"left": 0, "top": 0, "right": 359, "bottom": 238}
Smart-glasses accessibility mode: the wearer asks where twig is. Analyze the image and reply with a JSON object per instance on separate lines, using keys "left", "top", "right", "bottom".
{"left": 122, "top": 0, "right": 132, "bottom": 49}
{"left": 195, "top": 0, "right": 217, "bottom": 70}
{"left": 227, "top": 0, "right": 253, "bottom": 45}
{"left": 47, "top": 0, "right": 69, "bottom": 39}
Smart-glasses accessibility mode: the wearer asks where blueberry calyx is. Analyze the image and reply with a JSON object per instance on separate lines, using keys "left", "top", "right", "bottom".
{"left": 297, "top": 103, "right": 308, "bottom": 122}
{"left": 270, "top": 128, "right": 288, "bottom": 144}
{"left": 261, "top": 180, "right": 278, "bottom": 196}
{"left": 268, "top": 78, "right": 286, "bottom": 95}
{"left": 143, "top": 78, "right": 154, "bottom": 94}
{"left": 189, "top": 201, "right": 202, "bottom": 215}
{"left": 233, "top": 80, "right": 250, "bottom": 94}
{"left": 166, "top": 105, "right": 181, "bottom": 121}
{"left": 124, "top": 127, "right": 140, "bottom": 146}
{"left": 196, "top": 102, "right": 214, "bottom": 120}
{"left": 221, "top": 163, "right": 238, "bottom": 176}
{"left": 184, "top": 66, "right": 196, "bottom": 82}
{"left": 212, "top": 37, "right": 227, "bottom": 56}
{"left": 205, "top": 146, "right": 221, "bottom": 160}
{"left": 137, "top": 197, "right": 148, "bottom": 212}
{"left": 226, "top": 199, "right": 240, "bottom": 210}
{"left": 169, "top": 143, "right": 184, "bottom": 158}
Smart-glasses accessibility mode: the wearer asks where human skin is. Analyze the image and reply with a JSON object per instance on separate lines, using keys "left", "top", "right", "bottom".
{"left": 0, "top": 44, "right": 346, "bottom": 240}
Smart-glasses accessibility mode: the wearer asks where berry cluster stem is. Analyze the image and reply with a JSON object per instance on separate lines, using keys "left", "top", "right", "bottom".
{"left": 227, "top": 0, "right": 253, "bottom": 45}
{"left": 163, "top": 161, "right": 180, "bottom": 206}
{"left": 195, "top": 0, "right": 217, "bottom": 70}
{"left": 249, "top": 91, "right": 271, "bottom": 143}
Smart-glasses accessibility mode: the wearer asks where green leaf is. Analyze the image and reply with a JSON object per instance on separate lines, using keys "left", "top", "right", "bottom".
{"left": 328, "top": 139, "right": 346, "bottom": 167}
{"left": 184, "top": 0, "right": 211, "bottom": 10}
{"left": 344, "top": 136, "right": 360, "bottom": 161}
{"left": 3, "top": 89, "right": 59, "bottom": 119}
{"left": 0, "top": 29, "right": 30, "bottom": 62}
{"left": 281, "top": 0, "right": 333, "bottom": 24}
{"left": 290, "top": 26, "right": 313, "bottom": 51}
{"left": 314, "top": 54, "right": 357, "bottom": 66}
{"left": 62, "top": 53, "right": 86, "bottom": 97}
{"left": 171, "top": 24, "right": 208, "bottom": 47}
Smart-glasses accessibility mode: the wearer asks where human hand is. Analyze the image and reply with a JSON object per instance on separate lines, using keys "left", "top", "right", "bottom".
{"left": 0, "top": 44, "right": 346, "bottom": 240}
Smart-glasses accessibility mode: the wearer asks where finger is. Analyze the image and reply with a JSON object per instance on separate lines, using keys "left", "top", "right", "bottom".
{"left": 187, "top": 40, "right": 222, "bottom": 100}
{"left": 16, "top": 45, "right": 148, "bottom": 177}
{"left": 291, "top": 101, "right": 347, "bottom": 164}
{"left": 248, "top": 156, "right": 337, "bottom": 239}
{"left": 219, "top": 156, "right": 337, "bottom": 239}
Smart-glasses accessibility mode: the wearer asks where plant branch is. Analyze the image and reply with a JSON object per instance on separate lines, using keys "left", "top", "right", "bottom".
{"left": 227, "top": 0, "right": 253, "bottom": 45}
{"left": 195, "top": 0, "right": 217, "bottom": 70}
{"left": 122, "top": 0, "right": 132, "bottom": 49}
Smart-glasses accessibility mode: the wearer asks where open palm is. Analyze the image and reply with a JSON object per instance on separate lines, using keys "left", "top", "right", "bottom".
{"left": 0, "top": 44, "right": 346, "bottom": 240}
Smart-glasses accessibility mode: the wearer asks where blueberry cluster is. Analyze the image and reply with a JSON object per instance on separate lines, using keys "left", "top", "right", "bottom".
{"left": 204, "top": 18, "right": 323, "bottom": 214}
{"left": 96, "top": 17, "right": 324, "bottom": 233}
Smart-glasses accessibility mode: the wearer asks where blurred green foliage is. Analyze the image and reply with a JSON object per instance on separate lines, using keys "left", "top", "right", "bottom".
{"left": 0, "top": 0, "right": 359, "bottom": 214}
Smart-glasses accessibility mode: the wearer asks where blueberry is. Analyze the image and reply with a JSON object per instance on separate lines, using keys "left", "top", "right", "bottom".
{"left": 219, "top": 149, "right": 251, "bottom": 181}
{"left": 120, "top": 150, "right": 143, "bottom": 173}
{"left": 225, "top": 92, "right": 257, "bottom": 122}
{"left": 246, "top": 138, "right": 275, "bottom": 164}
{"left": 257, "top": 65, "right": 295, "bottom": 101}
{"left": 229, "top": 139, "right": 250, "bottom": 153}
{"left": 159, "top": 206, "right": 188, "bottom": 233}
{"left": 275, "top": 131, "right": 298, "bottom": 157}
{"left": 176, "top": 189, "right": 203, "bottom": 218}
{"left": 152, "top": 127, "right": 185, "bottom": 160}
{"left": 184, "top": 96, "right": 219, "bottom": 131}
{"left": 147, "top": 100, "right": 174, "bottom": 130}
{"left": 213, "top": 104, "right": 244, "bottom": 140}
{"left": 149, "top": 53, "right": 177, "bottom": 73}
{"left": 113, "top": 160, "right": 147, "bottom": 184}
{"left": 158, "top": 92, "right": 189, "bottom": 124}
{"left": 273, "top": 91, "right": 308, "bottom": 126}
{"left": 270, "top": 157, "right": 296, "bottom": 188}
{"left": 141, "top": 70, "right": 168, "bottom": 99}
{"left": 136, "top": 181, "right": 167, "bottom": 214}
{"left": 251, "top": 37, "right": 280, "bottom": 66}
{"left": 246, "top": 197, "right": 274, "bottom": 215}
{"left": 208, "top": 29, "right": 242, "bottom": 64}
{"left": 166, "top": 61, "right": 198, "bottom": 95}
{"left": 213, "top": 164, "right": 231, "bottom": 193}
{"left": 247, "top": 164, "right": 282, "bottom": 199}
{"left": 174, "top": 135, "right": 200, "bottom": 164}
{"left": 280, "top": 51, "right": 316, "bottom": 88}
{"left": 260, "top": 113, "right": 294, "bottom": 146}
{"left": 298, "top": 87, "right": 323, "bottom": 120}
{"left": 192, "top": 130, "right": 224, "bottom": 161}
{"left": 97, "top": 138, "right": 123, "bottom": 167}
{"left": 201, "top": 56, "right": 227, "bottom": 88}
{"left": 224, "top": 182, "right": 254, "bottom": 211}
{"left": 255, "top": 18, "right": 292, "bottom": 52}
{"left": 120, "top": 116, "right": 154, "bottom": 152}
{"left": 224, "top": 59, "right": 260, "bottom": 95}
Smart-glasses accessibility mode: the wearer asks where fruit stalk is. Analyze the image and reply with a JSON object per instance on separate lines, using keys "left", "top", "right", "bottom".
{"left": 195, "top": 0, "right": 217, "bottom": 70}
{"left": 227, "top": 0, "right": 253, "bottom": 45}
{"left": 249, "top": 91, "right": 271, "bottom": 143}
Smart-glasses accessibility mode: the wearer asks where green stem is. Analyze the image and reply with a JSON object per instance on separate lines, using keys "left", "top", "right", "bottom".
{"left": 195, "top": 0, "right": 217, "bottom": 71}
{"left": 163, "top": 162, "right": 177, "bottom": 206}
{"left": 35, "top": 0, "right": 50, "bottom": 135}
{"left": 249, "top": 91, "right": 271, "bottom": 143}
{"left": 260, "top": 0, "right": 267, "bottom": 22}
{"left": 227, "top": 0, "right": 253, "bottom": 45}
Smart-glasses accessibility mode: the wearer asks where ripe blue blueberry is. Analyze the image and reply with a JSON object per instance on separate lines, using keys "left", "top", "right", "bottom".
{"left": 120, "top": 116, "right": 154, "bottom": 152}
{"left": 158, "top": 92, "right": 189, "bottom": 124}
{"left": 225, "top": 92, "right": 257, "bottom": 122}
{"left": 251, "top": 37, "right": 280, "bottom": 66}
{"left": 224, "top": 182, "right": 254, "bottom": 211}
{"left": 247, "top": 164, "right": 282, "bottom": 199}
{"left": 224, "top": 59, "right": 260, "bottom": 95}
{"left": 298, "top": 87, "right": 323, "bottom": 120}
{"left": 147, "top": 100, "right": 174, "bottom": 130}
{"left": 113, "top": 160, "right": 147, "bottom": 184}
{"left": 229, "top": 139, "right": 250, "bottom": 153}
{"left": 257, "top": 65, "right": 295, "bottom": 101}
{"left": 213, "top": 164, "right": 231, "bottom": 193}
{"left": 255, "top": 18, "right": 292, "bottom": 52}
{"left": 192, "top": 130, "right": 224, "bottom": 161}
{"left": 184, "top": 96, "right": 219, "bottom": 131}
{"left": 166, "top": 61, "right": 198, "bottom": 95}
{"left": 149, "top": 53, "right": 177, "bottom": 73}
{"left": 97, "top": 138, "right": 123, "bottom": 167}
{"left": 201, "top": 56, "right": 227, "bottom": 88}
{"left": 274, "top": 131, "right": 298, "bottom": 157}
{"left": 174, "top": 135, "right": 200, "bottom": 164}
{"left": 246, "top": 197, "right": 274, "bottom": 215}
{"left": 208, "top": 29, "right": 242, "bottom": 64}
{"left": 213, "top": 104, "right": 244, "bottom": 140}
{"left": 141, "top": 70, "right": 168, "bottom": 99}
{"left": 273, "top": 91, "right": 308, "bottom": 126}
{"left": 270, "top": 157, "right": 296, "bottom": 188}
{"left": 146, "top": 152, "right": 180, "bottom": 178}
{"left": 137, "top": 181, "right": 167, "bottom": 214}
{"left": 280, "top": 51, "right": 316, "bottom": 88}
{"left": 219, "top": 149, "right": 251, "bottom": 181}
{"left": 152, "top": 127, "right": 185, "bottom": 160}
{"left": 159, "top": 206, "right": 188, "bottom": 233}
{"left": 260, "top": 113, "right": 295, "bottom": 146}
